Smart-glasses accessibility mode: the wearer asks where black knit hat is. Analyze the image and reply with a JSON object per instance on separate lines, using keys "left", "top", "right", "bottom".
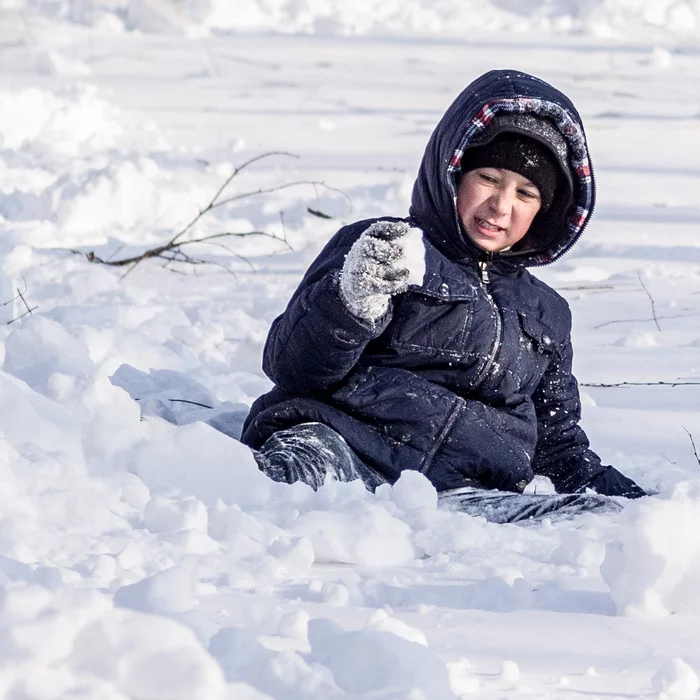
{"left": 462, "top": 132, "right": 561, "bottom": 210}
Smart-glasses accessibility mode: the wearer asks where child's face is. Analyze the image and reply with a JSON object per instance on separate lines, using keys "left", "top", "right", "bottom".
{"left": 457, "top": 168, "right": 542, "bottom": 253}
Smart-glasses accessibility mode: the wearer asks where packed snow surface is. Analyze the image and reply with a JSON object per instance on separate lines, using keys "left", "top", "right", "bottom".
{"left": 1, "top": 6, "right": 700, "bottom": 699}
{"left": 7, "top": 0, "right": 700, "bottom": 40}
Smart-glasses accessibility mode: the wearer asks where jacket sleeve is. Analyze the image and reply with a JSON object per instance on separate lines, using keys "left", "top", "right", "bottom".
{"left": 262, "top": 269, "right": 392, "bottom": 396}
{"left": 530, "top": 336, "right": 608, "bottom": 493}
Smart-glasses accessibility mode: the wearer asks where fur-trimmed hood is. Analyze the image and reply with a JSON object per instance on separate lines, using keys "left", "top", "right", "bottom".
{"left": 409, "top": 69, "right": 595, "bottom": 267}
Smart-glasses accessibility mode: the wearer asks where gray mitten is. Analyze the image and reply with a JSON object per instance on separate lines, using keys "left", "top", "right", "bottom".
{"left": 339, "top": 221, "right": 413, "bottom": 322}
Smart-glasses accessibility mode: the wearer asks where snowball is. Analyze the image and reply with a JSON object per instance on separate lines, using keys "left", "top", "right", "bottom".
{"left": 403, "top": 226, "right": 426, "bottom": 286}
{"left": 391, "top": 469, "right": 438, "bottom": 511}
{"left": 652, "top": 658, "right": 699, "bottom": 698}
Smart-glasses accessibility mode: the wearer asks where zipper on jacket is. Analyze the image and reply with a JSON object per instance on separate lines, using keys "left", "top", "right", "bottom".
{"left": 420, "top": 396, "right": 466, "bottom": 476}
{"left": 472, "top": 253, "right": 503, "bottom": 389}
{"left": 478, "top": 258, "right": 490, "bottom": 284}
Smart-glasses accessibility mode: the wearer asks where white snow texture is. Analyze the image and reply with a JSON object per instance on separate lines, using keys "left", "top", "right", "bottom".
{"left": 0, "top": 2, "right": 699, "bottom": 698}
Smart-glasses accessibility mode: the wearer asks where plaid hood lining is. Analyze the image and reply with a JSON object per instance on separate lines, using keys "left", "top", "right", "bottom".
{"left": 446, "top": 97, "right": 593, "bottom": 267}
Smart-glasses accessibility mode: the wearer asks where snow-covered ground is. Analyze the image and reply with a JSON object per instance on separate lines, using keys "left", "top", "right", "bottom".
{"left": 1, "top": 3, "right": 700, "bottom": 698}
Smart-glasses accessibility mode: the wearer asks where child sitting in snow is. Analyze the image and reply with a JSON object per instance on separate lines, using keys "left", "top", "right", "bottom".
{"left": 241, "top": 69, "right": 645, "bottom": 521}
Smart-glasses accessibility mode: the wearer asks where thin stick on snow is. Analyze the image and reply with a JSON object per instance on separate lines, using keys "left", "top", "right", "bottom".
{"left": 0, "top": 278, "right": 30, "bottom": 308}
{"left": 637, "top": 272, "right": 661, "bottom": 331}
{"left": 593, "top": 311, "right": 700, "bottom": 329}
{"left": 134, "top": 397, "right": 215, "bottom": 409}
{"left": 16, "top": 286, "right": 35, "bottom": 318}
{"left": 67, "top": 151, "right": 349, "bottom": 275}
{"left": 7, "top": 290, "right": 38, "bottom": 324}
{"left": 683, "top": 427, "right": 700, "bottom": 469}
{"left": 581, "top": 381, "right": 700, "bottom": 388}
{"left": 168, "top": 151, "right": 298, "bottom": 247}
{"left": 7, "top": 307, "right": 37, "bottom": 325}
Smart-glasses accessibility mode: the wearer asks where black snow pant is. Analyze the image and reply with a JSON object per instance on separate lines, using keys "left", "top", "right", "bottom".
{"left": 253, "top": 422, "right": 387, "bottom": 491}
{"left": 253, "top": 422, "right": 622, "bottom": 523}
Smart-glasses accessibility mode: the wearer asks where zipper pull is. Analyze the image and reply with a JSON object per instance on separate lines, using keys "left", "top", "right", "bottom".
{"left": 479, "top": 258, "right": 490, "bottom": 284}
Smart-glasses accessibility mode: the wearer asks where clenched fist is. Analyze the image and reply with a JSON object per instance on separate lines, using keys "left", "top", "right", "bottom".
{"left": 339, "top": 220, "right": 423, "bottom": 322}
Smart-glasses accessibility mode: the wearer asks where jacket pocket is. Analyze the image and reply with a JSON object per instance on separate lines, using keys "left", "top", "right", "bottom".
{"left": 380, "top": 291, "right": 475, "bottom": 358}
{"left": 518, "top": 312, "right": 556, "bottom": 355}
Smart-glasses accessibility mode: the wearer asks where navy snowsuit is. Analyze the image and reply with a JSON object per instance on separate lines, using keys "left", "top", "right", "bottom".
{"left": 242, "top": 70, "right": 625, "bottom": 496}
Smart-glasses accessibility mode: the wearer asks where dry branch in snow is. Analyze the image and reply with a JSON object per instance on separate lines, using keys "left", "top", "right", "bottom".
{"left": 67, "top": 152, "right": 345, "bottom": 277}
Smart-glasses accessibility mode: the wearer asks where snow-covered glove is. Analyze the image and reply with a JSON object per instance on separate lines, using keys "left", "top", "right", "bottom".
{"left": 580, "top": 466, "right": 645, "bottom": 499}
{"left": 339, "top": 220, "right": 423, "bottom": 322}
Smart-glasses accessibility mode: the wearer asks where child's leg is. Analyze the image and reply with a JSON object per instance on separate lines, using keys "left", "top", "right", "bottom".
{"left": 253, "top": 422, "right": 386, "bottom": 491}
{"left": 438, "top": 488, "right": 623, "bottom": 523}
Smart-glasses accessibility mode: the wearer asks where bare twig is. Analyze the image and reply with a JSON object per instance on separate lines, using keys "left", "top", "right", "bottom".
{"left": 581, "top": 380, "right": 700, "bottom": 388}
{"left": 593, "top": 311, "right": 700, "bottom": 329}
{"left": 16, "top": 286, "right": 33, "bottom": 318}
{"left": 213, "top": 180, "right": 348, "bottom": 210}
{"left": 683, "top": 427, "right": 700, "bottom": 469}
{"left": 135, "top": 397, "right": 215, "bottom": 409}
{"left": 1, "top": 278, "right": 37, "bottom": 323}
{"left": 1, "top": 278, "right": 29, "bottom": 308}
{"left": 557, "top": 283, "right": 629, "bottom": 292}
{"left": 7, "top": 306, "right": 37, "bottom": 325}
{"left": 73, "top": 230, "right": 286, "bottom": 268}
{"left": 169, "top": 152, "right": 299, "bottom": 247}
{"left": 308, "top": 207, "right": 334, "bottom": 219}
{"left": 67, "top": 151, "right": 346, "bottom": 275}
{"left": 168, "top": 398, "right": 214, "bottom": 409}
{"left": 637, "top": 272, "right": 661, "bottom": 331}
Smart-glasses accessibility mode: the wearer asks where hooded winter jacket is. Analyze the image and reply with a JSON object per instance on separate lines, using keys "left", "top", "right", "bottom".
{"left": 242, "top": 69, "right": 609, "bottom": 494}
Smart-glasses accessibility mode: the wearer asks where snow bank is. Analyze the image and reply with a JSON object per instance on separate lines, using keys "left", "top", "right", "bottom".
{"left": 17, "top": 0, "right": 700, "bottom": 40}
{"left": 601, "top": 481, "right": 700, "bottom": 616}
{"left": 0, "top": 584, "right": 226, "bottom": 700}
{"left": 0, "top": 307, "right": 480, "bottom": 697}
{"left": 2, "top": 16, "right": 700, "bottom": 698}
{"left": 0, "top": 85, "right": 122, "bottom": 156}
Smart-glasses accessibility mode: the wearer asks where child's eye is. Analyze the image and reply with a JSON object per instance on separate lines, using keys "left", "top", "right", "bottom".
{"left": 478, "top": 173, "right": 498, "bottom": 184}
{"left": 519, "top": 189, "right": 539, "bottom": 200}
